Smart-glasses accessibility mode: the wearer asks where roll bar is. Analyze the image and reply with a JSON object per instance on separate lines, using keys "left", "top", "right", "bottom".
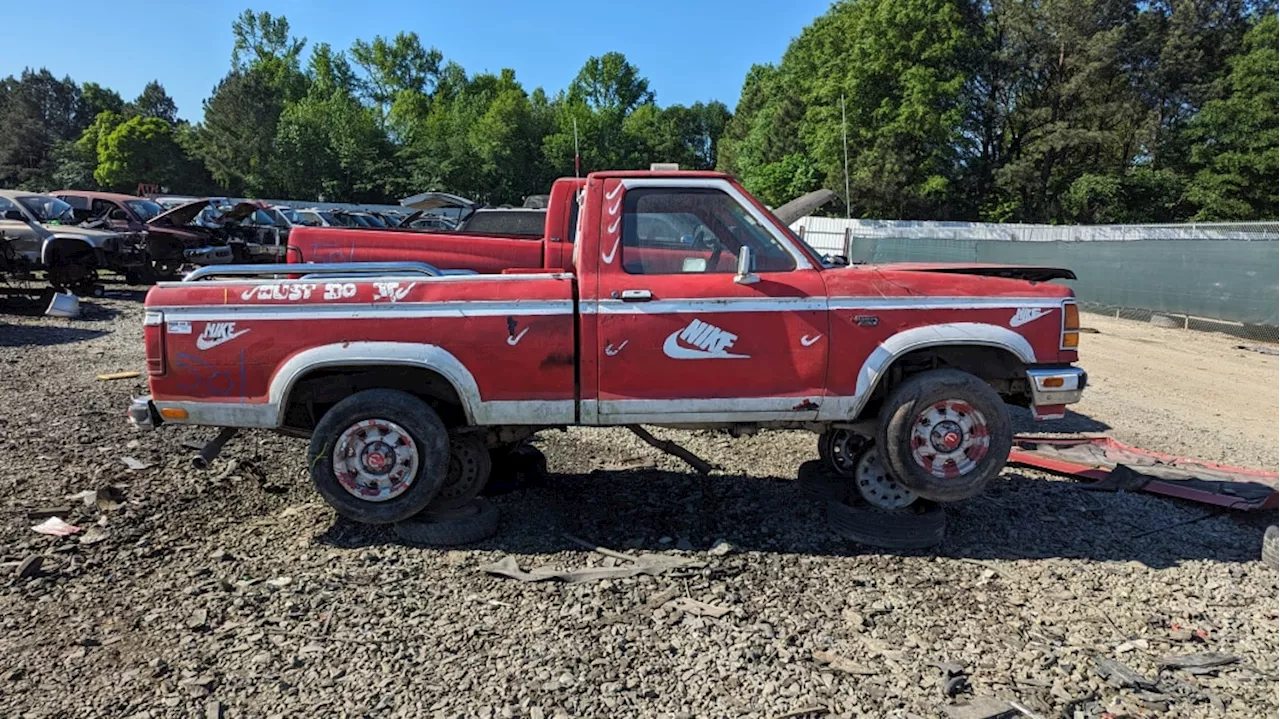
{"left": 182, "top": 262, "right": 443, "bottom": 282}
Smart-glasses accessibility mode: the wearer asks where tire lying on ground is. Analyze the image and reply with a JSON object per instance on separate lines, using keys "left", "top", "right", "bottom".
{"left": 307, "top": 389, "right": 450, "bottom": 525}
{"left": 826, "top": 499, "right": 946, "bottom": 550}
{"left": 1263, "top": 525, "right": 1278, "bottom": 568}
{"left": 393, "top": 497, "right": 499, "bottom": 546}
{"left": 797, "top": 459, "right": 851, "bottom": 503}
{"left": 877, "top": 368, "right": 1011, "bottom": 503}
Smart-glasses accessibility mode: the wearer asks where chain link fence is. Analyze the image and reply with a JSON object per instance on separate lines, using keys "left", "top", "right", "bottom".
{"left": 793, "top": 217, "right": 1279, "bottom": 343}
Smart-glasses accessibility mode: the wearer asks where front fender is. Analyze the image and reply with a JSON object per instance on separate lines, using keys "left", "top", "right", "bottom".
{"left": 41, "top": 235, "right": 96, "bottom": 266}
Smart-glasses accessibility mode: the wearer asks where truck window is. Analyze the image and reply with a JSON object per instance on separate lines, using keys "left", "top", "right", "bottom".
{"left": 621, "top": 188, "right": 797, "bottom": 275}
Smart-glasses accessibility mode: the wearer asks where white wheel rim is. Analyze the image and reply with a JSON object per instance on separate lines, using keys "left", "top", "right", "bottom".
{"left": 855, "top": 449, "right": 918, "bottom": 509}
{"left": 332, "top": 418, "right": 420, "bottom": 502}
{"left": 909, "top": 400, "right": 990, "bottom": 479}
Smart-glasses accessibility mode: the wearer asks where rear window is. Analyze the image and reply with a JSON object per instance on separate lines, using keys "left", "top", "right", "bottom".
{"left": 462, "top": 210, "right": 546, "bottom": 236}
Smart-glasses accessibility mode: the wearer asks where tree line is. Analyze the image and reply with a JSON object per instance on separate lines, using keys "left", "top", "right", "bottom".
{"left": 0, "top": 2, "right": 1274, "bottom": 222}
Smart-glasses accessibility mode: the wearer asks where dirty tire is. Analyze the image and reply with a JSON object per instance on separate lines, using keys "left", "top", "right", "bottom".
{"left": 826, "top": 499, "right": 946, "bottom": 550}
{"left": 393, "top": 497, "right": 499, "bottom": 546}
{"left": 308, "top": 389, "right": 449, "bottom": 525}
{"left": 877, "top": 369, "right": 1011, "bottom": 503}
{"left": 430, "top": 433, "right": 492, "bottom": 510}
{"left": 797, "top": 460, "right": 850, "bottom": 503}
{"left": 817, "top": 429, "right": 870, "bottom": 476}
{"left": 1263, "top": 525, "right": 1278, "bottom": 568}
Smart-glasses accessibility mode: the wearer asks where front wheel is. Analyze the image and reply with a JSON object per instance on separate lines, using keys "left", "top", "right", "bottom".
{"left": 876, "top": 369, "right": 1011, "bottom": 503}
{"left": 308, "top": 389, "right": 450, "bottom": 524}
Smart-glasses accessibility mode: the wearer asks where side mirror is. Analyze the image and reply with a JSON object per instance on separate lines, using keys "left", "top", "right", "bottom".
{"left": 109, "top": 208, "right": 128, "bottom": 221}
{"left": 734, "top": 246, "right": 759, "bottom": 285}
{"left": 3, "top": 209, "right": 25, "bottom": 222}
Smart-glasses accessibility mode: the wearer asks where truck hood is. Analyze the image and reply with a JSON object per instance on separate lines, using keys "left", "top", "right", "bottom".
{"left": 871, "top": 262, "right": 1077, "bottom": 282}
{"left": 48, "top": 226, "right": 128, "bottom": 247}
{"left": 149, "top": 198, "right": 216, "bottom": 228}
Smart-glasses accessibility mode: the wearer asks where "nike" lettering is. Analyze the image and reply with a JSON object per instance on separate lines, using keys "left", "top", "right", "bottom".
{"left": 663, "top": 319, "right": 750, "bottom": 360}
{"left": 196, "top": 322, "right": 250, "bottom": 351}
{"left": 1009, "top": 307, "right": 1053, "bottom": 328}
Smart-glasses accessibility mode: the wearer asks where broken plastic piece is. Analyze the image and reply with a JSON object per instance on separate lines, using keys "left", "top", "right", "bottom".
{"left": 31, "top": 517, "right": 82, "bottom": 537}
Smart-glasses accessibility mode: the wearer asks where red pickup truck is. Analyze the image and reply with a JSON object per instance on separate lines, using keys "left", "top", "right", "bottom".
{"left": 129, "top": 170, "right": 1085, "bottom": 530}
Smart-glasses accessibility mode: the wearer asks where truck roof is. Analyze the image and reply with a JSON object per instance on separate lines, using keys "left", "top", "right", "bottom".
{"left": 585, "top": 170, "right": 731, "bottom": 181}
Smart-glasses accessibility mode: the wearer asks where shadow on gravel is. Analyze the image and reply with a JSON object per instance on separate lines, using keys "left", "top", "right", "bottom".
{"left": 313, "top": 463, "right": 1268, "bottom": 571}
{"left": 1010, "top": 406, "right": 1112, "bottom": 434}
{"left": 0, "top": 322, "right": 108, "bottom": 347}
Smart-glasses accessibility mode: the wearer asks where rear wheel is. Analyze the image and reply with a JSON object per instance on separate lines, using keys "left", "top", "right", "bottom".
{"left": 876, "top": 369, "right": 1010, "bottom": 503}
{"left": 308, "top": 389, "right": 449, "bottom": 524}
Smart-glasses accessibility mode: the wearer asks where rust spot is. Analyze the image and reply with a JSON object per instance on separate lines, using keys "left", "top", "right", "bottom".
{"left": 792, "top": 399, "right": 819, "bottom": 411}
{"left": 540, "top": 352, "right": 575, "bottom": 368}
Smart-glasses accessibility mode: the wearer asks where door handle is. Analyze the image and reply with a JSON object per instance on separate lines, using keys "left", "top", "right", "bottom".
{"left": 619, "top": 289, "right": 652, "bottom": 302}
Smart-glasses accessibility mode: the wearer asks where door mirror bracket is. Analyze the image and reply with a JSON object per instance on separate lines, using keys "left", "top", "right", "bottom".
{"left": 734, "top": 246, "right": 759, "bottom": 285}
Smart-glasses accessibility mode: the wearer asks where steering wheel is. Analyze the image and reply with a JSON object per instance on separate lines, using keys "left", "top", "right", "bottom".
{"left": 691, "top": 226, "right": 723, "bottom": 272}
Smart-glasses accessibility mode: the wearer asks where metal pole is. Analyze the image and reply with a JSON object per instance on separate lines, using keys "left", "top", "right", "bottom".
{"left": 841, "top": 94, "right": 851, "bottom": 219}
{"left": 573, "top": 117, "right": 581, "bottom": 178}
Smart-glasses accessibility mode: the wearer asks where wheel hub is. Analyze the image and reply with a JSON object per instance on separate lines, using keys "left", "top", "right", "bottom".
{"left": 910, "top": 400, "right": 990, "bottom": 479}
{"left": 823, "top": 429, "right": 868, "bottom": 475}
{"left": 332, "top": 419, "right": 420, "bottom": 502}
{"left": 854, "top": 447, "right": 918, "bottom": 510}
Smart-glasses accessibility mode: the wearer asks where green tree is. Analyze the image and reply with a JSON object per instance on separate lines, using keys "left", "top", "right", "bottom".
{"left": 0, "top": 68, "right": 87, "bottom": 189}
{"left": 129, "top": 80, "right": 178, "bottom": 122}
{"left": 1182, "top": 12, "right": 1278, "bottom": 219}
{"left": 350, "top": 31, "right": 442, "bottom": 136}
{"left": 94, "top": 116, "right": 179, "bottom": 190}
{"left": 196, "top": 68, "right": 283, "bottom": 194}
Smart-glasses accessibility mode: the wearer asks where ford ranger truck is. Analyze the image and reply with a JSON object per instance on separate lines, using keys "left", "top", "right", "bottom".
{"left": 129, "top": 170, "right": 1085, "bottom": 525}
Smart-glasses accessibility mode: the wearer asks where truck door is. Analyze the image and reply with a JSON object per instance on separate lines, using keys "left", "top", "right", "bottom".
{"left": 589, "top": 178, "right": 829, "bottom": 425}
{"left": 0, "top": 196, "right": 41, "bottom": 262}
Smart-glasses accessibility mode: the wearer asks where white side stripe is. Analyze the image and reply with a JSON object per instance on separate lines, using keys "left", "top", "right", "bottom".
{"left": 594, "top": 296, "right": 1061, "bottom": 315}
{"left": 154, "top": 300, "right": 575, "bottom": 322}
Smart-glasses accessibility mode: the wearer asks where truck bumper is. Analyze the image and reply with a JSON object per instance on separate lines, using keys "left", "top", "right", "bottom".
{"left": 128, "top": 396, "right": 160, "bottom": 430}
{"left": 1026, "top": 367, "right": 1087, "bottom": 421}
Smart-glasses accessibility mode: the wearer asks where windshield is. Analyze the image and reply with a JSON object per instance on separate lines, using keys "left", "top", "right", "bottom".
{"left": 17, "top": 196, "right": 75, "bottom": 224}
{"left": 297, "top": 211, "right": 323, "bottom": 226}
{"left": 362, "top": 214, "right": 388, "bottom": 227}
{"left": 277, "top": 207, "right": 305, "bottom": 225}
{"left": 125, "top": 199, "right": 163, "bottom": 221}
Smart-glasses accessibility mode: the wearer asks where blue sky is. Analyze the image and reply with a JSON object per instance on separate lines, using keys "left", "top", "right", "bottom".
{"left": 2, "top": 0, "right": 831, "bottom": 121}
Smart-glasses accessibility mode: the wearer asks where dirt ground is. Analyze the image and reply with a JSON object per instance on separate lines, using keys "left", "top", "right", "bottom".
{"left": 0, "top": 291, "right": 1276, "bottom": 719}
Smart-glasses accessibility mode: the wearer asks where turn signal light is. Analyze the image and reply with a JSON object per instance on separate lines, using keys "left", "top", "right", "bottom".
{"left": 1062, "top": 332, "right": 1080, "bottom": 348}
{"left": 1041, "top": 377, "right": 1065, "bottom": 388}
{"left": 160, "top": 408, "right": 188, "bottom": 420}
{"left": 1064, "top": 303, "right": 1080, "bottom": 330}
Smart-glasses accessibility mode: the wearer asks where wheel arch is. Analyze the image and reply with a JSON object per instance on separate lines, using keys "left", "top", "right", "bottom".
{"left": 850, "top": 322, "right": 1035, "bottom": 420}
{"left": 271, "top": 342, "right": 481, "bottom": 430}
{"left": 42, "top": 235, "right": 97, "bottom": 266}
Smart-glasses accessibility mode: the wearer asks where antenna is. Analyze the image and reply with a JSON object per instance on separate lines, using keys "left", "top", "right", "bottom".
{"left": 573, "top": 117, "right": 581, "bottom": 178}
{"left": 841, "top": 94, "right": 851, "bottom": 219}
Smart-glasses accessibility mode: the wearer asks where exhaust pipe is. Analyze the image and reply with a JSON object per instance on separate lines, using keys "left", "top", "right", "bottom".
{"left": 191, "top": 427, "right": 238, "bottom": 469}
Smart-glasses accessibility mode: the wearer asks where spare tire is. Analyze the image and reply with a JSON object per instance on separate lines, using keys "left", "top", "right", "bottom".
{"left": 797, "top": 460, "right": 850, "bottom": 503}
{"left": 393, "top": 498, "right": 499, "bottom": 546}
{"left": 826, "top": 499, "right": 945, "bottom": 550}
{"left": 876, "top": 369, "right": 1011, "bottom": 503}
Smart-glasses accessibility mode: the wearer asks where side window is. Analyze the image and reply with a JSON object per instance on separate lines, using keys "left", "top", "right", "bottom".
{"left": 91, "top": 199, "right": 115, "bottom": 217}
{"left": 0, "top": 197, "right": 18, "bottom": 213}
{"left": 620, "top": 188, "right": 797, "bottom": 275}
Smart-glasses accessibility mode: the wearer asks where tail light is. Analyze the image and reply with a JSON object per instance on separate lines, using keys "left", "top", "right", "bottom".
{"left": 1061, "top": 301, "right": 1080, "bottom": 349}
{"left": 144, "top": 310, "right": 166, "bottom": 376}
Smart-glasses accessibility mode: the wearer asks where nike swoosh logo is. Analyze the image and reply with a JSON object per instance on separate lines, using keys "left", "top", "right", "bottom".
{"left": 601, "top": 237, "right": 620, "bottom": 264}
{"left": 607, "top": 196, "right": 622, "bottom": 216}
{"left": 607, "top": 217, "right": 620, "bottom": 235}
{"left": 196, "top": 329, "right": 250, "bottom": 351}
{"left": 605, "top": 183, "right": 623, "bottom": 200}
{"left": 662, "top": 330, "right": 749, "bottom": 360}
{"left": 1010, "top": 308, "right": 1053, "bottom": 328}
{"left": 604, "top": 340, "right": 628, "bottom": 356}
{"left": 800, "top": 334, "right": 822, "bottom": 347}
{"left": 506, "top": 327, "right": 530, "bottom": 346}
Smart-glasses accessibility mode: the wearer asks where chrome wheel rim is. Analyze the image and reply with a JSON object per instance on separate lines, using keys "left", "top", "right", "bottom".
{"left": 910, "top": 400, "right": 989, "bottom": 479}
{"left": 854, "top": 448, "right": 918, "bottom": 509}
{"left": 332, "top": 418, "right": 420, "bottom": 502}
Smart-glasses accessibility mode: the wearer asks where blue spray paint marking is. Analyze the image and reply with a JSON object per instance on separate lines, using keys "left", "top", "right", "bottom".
{"left": 174, "top": 351, "right": 247, "bottom": 399}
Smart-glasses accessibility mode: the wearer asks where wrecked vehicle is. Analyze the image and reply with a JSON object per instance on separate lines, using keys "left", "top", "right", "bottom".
{"left": 52, "top": 190, "right": 231, "bottom": 279}
{"left": 129, "top": 169, "right": 1086, "bottom": 540}
{"left": 0, "top": 190, "right": 145, "bottom": 293}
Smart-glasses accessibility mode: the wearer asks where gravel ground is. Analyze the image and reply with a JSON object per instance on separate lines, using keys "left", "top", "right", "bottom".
{"left": 0, "top": 292, "right": 1276, "bottom": 719}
